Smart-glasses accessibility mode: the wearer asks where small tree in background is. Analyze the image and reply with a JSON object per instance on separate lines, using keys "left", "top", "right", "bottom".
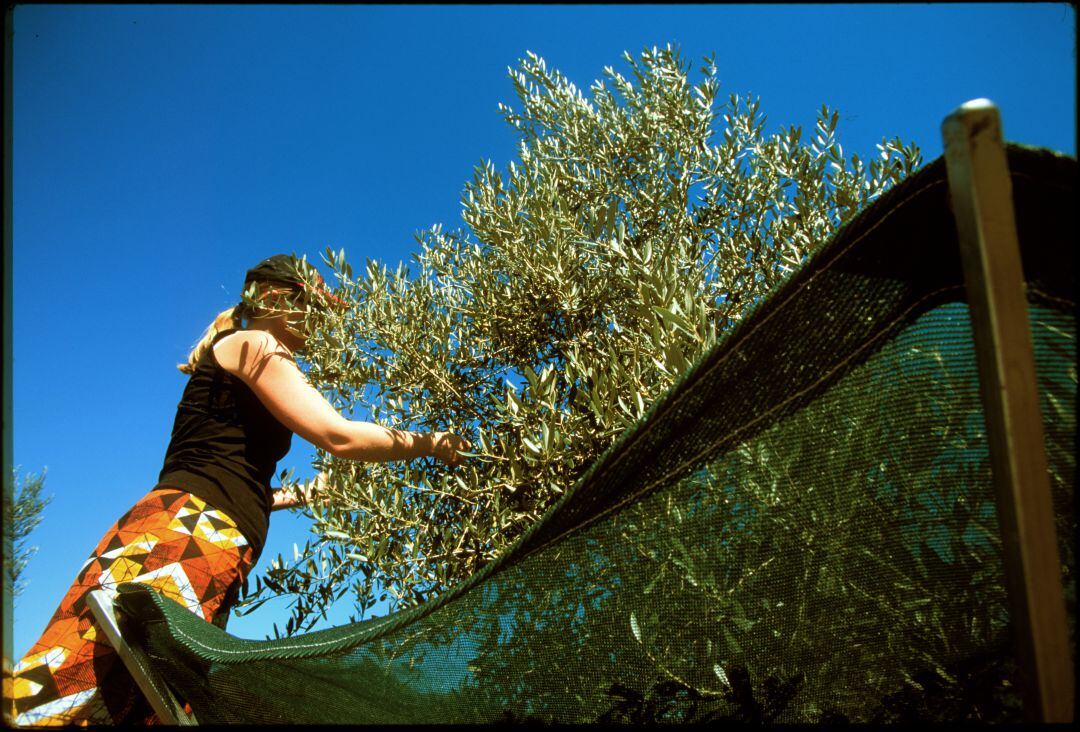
{"left": 235, "top": 44, "right": 921, "bottom": 636}
{"left": 6, "top": 468, "right": 52, "bottom": 603}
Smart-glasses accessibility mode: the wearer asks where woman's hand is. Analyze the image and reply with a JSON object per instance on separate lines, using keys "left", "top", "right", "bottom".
{"left": 431, "top": 432, "right": 471, "bottom": 467}
{"left": 271, "top": 472, "right": 327, "bottom": 511}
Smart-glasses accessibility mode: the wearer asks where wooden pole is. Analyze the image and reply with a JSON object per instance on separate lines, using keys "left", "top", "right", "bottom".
{"left": 86, "top": 590, "right": 198, "bottom": 725}
{"left": 942, "top": 98, "right": 1074, "bottom": 723}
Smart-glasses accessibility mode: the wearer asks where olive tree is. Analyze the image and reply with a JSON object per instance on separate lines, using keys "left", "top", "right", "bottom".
{"left": 6, "top": 468, "right": 52, "bottom": 603}
{"left": 234, "top": 45, "right": 921, "bottom": 637}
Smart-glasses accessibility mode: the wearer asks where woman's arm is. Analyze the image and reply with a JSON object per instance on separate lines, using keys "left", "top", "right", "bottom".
{"left": 213, "top": 330, "right": 469, "bottom": 464}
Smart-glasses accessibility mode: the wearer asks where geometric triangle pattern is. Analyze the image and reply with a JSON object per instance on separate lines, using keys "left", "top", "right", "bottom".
{"left": 11, "top": 488, "right": 255, "bottom": 726}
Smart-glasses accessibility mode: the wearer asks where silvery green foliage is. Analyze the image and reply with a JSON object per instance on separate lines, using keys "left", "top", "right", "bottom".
{"left": 234, "top": 46, "right": 921, "bottom": 637}
{"left": 6, "top": 468, "right": 51, "bottom": 602}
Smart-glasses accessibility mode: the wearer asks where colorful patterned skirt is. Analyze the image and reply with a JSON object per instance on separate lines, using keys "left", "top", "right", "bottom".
{"left": 11, "top": 488, "right": 256, "bottom": 726}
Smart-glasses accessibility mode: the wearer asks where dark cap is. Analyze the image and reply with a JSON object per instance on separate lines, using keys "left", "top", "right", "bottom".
{"left": 244, "top": 254, "right": 310, "bottom": 291}
{"left": 241, "top": 254, "right": 346, "bottom": 311}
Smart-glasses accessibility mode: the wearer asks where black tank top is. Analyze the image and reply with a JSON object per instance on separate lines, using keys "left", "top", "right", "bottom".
{"left": 156, "top": 328, "right": 293, "bottom": 559}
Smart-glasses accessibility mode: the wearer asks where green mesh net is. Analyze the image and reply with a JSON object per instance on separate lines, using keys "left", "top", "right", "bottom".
{"left": 114, "top": 144, "right": 1075, "bottom": 724}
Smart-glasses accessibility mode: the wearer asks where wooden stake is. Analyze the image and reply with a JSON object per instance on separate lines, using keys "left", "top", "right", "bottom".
{"left": 86, "top": 590, "right": 198, "bottom": 726}
{"left": 942, "top": 98, "right": 1074, "bottom": 723}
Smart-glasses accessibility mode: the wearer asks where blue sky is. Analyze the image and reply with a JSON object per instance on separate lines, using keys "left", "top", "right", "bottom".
{"left": 8, "top": 4, "right": 1076, "bottom": 659}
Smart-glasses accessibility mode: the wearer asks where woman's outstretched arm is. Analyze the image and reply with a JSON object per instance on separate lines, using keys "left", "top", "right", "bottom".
{"left": 213, "top": 330, "right": 469, "bottom": 465}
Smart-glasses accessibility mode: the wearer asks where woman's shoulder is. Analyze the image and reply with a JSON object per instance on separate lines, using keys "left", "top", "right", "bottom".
{"left": 212, "top": 329, "right": 294, "bottom": 376}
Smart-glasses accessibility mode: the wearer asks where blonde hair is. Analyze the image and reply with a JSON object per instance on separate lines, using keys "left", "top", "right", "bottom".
{"left": 178, "top": 306, "right": 242, "bottom": 374}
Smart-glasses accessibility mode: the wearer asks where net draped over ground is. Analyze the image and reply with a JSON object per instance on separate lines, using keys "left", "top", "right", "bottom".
{"left": 114, "top": 144, "right": 1076, "bottom": 724}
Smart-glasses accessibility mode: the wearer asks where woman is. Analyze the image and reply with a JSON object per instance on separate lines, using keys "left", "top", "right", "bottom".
{"left": 10, "top": 254, "right": 470, "bottom": 726}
